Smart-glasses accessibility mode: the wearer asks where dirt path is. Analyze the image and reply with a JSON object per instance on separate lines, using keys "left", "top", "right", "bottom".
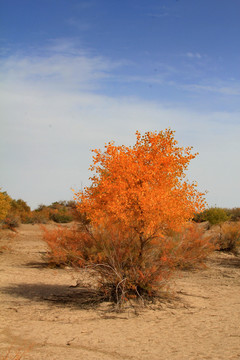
{"left": 0, "top": 224, "right": 240, "bottom": 360}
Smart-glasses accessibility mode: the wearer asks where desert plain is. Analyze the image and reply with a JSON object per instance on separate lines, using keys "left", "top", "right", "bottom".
{"left": 0, "top": 224, "right": 240, "bottom": 360}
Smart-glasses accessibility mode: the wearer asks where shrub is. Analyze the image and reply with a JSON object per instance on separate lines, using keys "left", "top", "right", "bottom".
{"left": 42, "top": 225, "right": 92, "bottom": 267}
{"left": 89, "top": 222, "right": 214, "bottom": 302}
{"left": 6, "top": 198, "right": 31, "bottom": 224}
{"left": 49, "top": 212, "right": 73, "bottom": 223}
{"left": 10, "top": 199, "right": 30, "bottom": 214}
{"left": 224, "top": 208, "right": 240, "bottom": 222}
{"left": 34, "top": 201, "right": 75, "bottom": 224}
{"left": 170, "top": 223, "right": 216, "bottom": 269}
{"left": 42, "top": 222, "right": 177, "bottom": 301}
{"left": 88, "top": 221, "right": 178, "bottom": 302}
{"left": 0, "top": 190, "right": 11, "bottom": 222}
{"left": 42, "top": 221, "right": 215, "bottom": 304}
{"left": 23, "top": 212, "right": 48, "bottom": 224}
{"left": 35, "top": 204, "right": 48, "bottom": 212}
{"left": 217, "top": 222, "right": 240, "bottom": 254}
{"left": 2, "top": 214, "right": 20, "bottom": 230}
{"left": 194, "top": 207, "right": 229, "bottom": 225}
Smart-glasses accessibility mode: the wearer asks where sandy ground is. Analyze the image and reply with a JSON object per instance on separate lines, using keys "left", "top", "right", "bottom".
{"left": 0, "top": 224, "right": 240, "bottom": 360}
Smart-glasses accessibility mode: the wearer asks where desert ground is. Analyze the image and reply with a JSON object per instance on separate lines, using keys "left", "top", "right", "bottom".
{"left": 0, "top": 224, "right": 240, "bottom": 360}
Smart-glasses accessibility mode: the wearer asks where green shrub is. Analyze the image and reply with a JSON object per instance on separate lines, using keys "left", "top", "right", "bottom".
{"left": 224, "top": 208, "right": 240, "bottom": 222}
{"left": 50, "top": 212, "right": 73, "bottom": 223}
{"left": 194, "top": 207, "right": 229, "bottom": 225}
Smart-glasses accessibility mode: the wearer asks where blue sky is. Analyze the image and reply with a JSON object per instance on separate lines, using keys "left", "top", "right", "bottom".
{"left": 1, "top": 0, "right": 240, "bottom": 209}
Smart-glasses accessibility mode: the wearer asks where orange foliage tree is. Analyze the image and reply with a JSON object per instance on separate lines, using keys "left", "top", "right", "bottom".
{"left": 72, "top": 130, "right": 207, "bottom": 302}
{"left": 75, "top": 129, "right": 206, "bottom": 239}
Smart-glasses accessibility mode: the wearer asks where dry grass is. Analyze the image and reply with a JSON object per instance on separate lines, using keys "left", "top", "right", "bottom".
{"left": 0, "top": 348, "right": 28, "bottom": 360}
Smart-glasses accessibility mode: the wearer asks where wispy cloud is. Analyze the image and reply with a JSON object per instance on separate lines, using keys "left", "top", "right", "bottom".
{"left": 183, "top": 82, "right": 240, "bottom": 96}
{"left": 185, "top": 52, "right": 203, "bottom": 59}
{"left": 116, "top": 74, "right": 164, "bottom": 85}
{"left": 0, "top": 40, "right": 122, "bottom": 91}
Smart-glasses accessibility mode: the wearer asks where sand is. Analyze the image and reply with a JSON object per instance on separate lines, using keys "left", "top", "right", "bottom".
{"left": 0, "top": 224, "right": 240, "bottom": 360}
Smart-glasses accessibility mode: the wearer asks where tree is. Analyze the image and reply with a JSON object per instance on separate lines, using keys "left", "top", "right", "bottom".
{"left": 73, "top": 130, "right": 207, "bottom": 302}
{"left": 75, "top": 129, "right": 206, "bottom": 239}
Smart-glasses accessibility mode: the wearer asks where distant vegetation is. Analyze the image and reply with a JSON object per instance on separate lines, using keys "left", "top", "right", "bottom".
{"left": 0, "top": 190, "right": 11, "bottom": 222}
{"left": 193, "top": 206, "right": 240, "bottom": 254}
{"left": 0, "top": 189, "right": 76, "bottom": 229}
{"left": 1, "top": 189, "right": 240, "bottom": 247}
{"left": 194, "top": 206, "right": 240, "bottom": 224}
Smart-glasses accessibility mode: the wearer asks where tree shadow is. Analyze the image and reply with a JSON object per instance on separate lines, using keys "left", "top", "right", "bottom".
{"left": 1, "top": 283, "right": 107, "bottom": 310}
{"left": 25, "top": 261, "right": 50, "bottom": 269}
{"left": 210, "top": 253, "right": 240, "bottom": 269}
{"left": 1, "top": 282, "right": 179, "bottom": 315}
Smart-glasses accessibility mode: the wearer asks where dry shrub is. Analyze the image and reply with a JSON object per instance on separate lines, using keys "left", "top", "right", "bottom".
{"left": 42, "top": 222, "right": 175, "bottom": 302}
{"left": 42, "top": 225, "right": 92, "bottom": 267}
{"left": 2, "top": 214, "right": 20, "bottom": 230}
{"left": 42, "top": 221, "right": 215, "bottom": 306}
{"left": 218, "top": 222, "right": 240, "bottom": 254}
{"left": 88, "top": 222, "right": 176, "bottom": 303}
{"left": 171, "top": 223, "right": 216, "bottom": 269}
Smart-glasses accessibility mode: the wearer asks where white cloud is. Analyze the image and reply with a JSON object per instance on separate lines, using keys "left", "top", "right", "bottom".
{"left": 1, "top": 43, "right": 240, "bottom": 209}
{"left": 186, "top": 52, "right": 203, "bottom": 59}
{"left": 184, "top": 83, "right": 240, "bottom": 96}
{"left": 0, "top": 51, "right": 119, "bottom": 92}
